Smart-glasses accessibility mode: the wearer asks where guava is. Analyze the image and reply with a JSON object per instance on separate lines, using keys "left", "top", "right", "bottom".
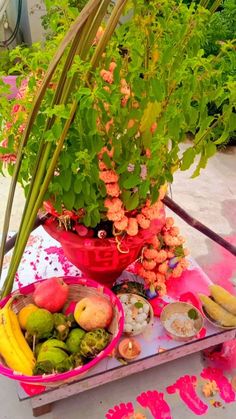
{"left": 40, "top": 339, "right": 68, "bottom": 353}
{"left": 26, "top": 308, "right": 54, "bottom": 339}
{"left": 37, "top": 347, "right": 68, "bottom": 366}
{"left": 66, "top": 328, "right": 86, "bottom": 354}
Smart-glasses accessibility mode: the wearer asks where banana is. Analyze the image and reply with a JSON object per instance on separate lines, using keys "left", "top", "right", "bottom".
{"left": 209, "top": 285, "right": 236, "bottom": 316}
{"left": 199, "top": 294, "right": 236, "bottom": 327}
{"left": 0, "top": 311, "right": 27, "bottom": 374}
{"left": 0, "top": 298, "right": 34, "bottom": 375}
{"left": 8, "top": 308, "right": 35, "bottom": 368}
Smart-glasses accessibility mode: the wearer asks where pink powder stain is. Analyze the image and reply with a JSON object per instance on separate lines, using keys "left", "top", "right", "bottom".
{"left": 211, "top": 340, "right": 236, "bottom": 371}
{"left": 196, "top": 328, "right": 206, "bottom": 339}
{"left": 26, "top": 235, "right": 41, "bottom": 248}
{"left": 149, "top": 297, "right": 169, "bottom": 317}
{"left": 167, "top": 268, "right": 211, "bottom": 300}
{"left": 201, "top": 367, "right": 235, "bottom": 403}
{"left": 44, "top": 246, "right": 72, "bottom": 275}
{"left": 158, "top": 333, "right": 173, "bottom": 341}
{"left": 20, "top": 382, "right": 46, "bottom": 396}
{"left": 166, "top": 375, "right": 208, "bottom": 415}
{"left": 106, "top": 402, "right": 134, "bottom": 418}
{"left": 30, "top": 260, "right": 38, "bottom": 272}
{"left": 198, "top": 234, "right": 236, "bottom": 294}
{"left": 137, "top": 390, "right": 172, "bottom": 419}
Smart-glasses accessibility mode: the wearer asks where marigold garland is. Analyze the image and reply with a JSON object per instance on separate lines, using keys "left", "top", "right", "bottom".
{"left": 136, "top": 217, "right": 189, "bottom": 296}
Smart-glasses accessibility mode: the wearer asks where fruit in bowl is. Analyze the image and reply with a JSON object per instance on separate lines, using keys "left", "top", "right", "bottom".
{"left": 66, "top": 328, "right": 86, "bottom": 354}
{"left": 0, "top": 276, "right": 124, "bottom": 382}
{"left": 26, "top": 308, "right": 54, "bottom": 339}
{"left": 74, "top": 296, "right": 113, "bottom": 331}
{"left": 79, "top": 328, "right": 110, "bottom": 358}
{"left": 33, "top": 277, "right": 69, "bottom": 313}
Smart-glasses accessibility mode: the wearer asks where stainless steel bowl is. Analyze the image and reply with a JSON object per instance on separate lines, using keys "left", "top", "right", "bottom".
{"left": 160, "top": 302, "right": 204, "bottom": 342}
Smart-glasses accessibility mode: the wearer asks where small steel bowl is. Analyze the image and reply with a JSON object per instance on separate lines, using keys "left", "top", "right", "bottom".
{"left": 160, "top": 302, "right": 204, "bottom": 342}
{"left": 202, "top": 306, "right": 236, "bottom": 330}
{"left": 118, "top": 293, "right": 154, "bottom": 336}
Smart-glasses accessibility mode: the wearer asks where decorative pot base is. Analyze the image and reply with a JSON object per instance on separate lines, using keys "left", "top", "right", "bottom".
{"left": 44, "top": 210, "right": 165, "bottom": 287}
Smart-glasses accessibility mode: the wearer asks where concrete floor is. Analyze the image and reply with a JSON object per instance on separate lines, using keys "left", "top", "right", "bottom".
{"left": 0, "top": 147, "right": 236, "bottom": 418}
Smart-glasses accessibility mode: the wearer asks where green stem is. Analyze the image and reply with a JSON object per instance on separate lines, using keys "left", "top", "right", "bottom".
{"left": 90, "top": 0, "right": 128, "bottom": 71}
{"left": 60, "top": 0, "right": 111, "bottom": 104}
{"left": 194, "top": 114, "right": 224, "bottom": 147}
{"left": 2, "top": 102, "right": 78, "bottom": 297}
{"left": 0, "top": 0, "right": 102, "bottom": 278}
{"left": 4, "top": 22, "right": 88, "bottom": 275}
{"left": 209, "top": 0, "right": 222, "bottom": 14}
{"left": 1, "top": 0, "right": 127, "bottom": 296}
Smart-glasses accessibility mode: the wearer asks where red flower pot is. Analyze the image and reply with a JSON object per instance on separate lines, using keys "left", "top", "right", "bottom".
{"left": 44, "top": 209, "right": 165, "bottom": 287}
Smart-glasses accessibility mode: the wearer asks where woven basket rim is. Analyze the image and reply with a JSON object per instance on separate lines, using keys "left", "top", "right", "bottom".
{"left": 0, "top": 276, "right": 124, "bottom": 384}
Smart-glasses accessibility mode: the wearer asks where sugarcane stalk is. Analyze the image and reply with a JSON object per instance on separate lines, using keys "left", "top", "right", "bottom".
{"left": 0, "top": 0, "right": 102, "bottom": 275}
{"left": 1, "top": 0, "right": 128, "bottom": 296}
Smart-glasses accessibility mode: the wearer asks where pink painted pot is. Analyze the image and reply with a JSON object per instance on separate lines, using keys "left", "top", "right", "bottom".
{"left": 44, "top": 209, "right": 166, "bottom": 287}
{"left": 0, "top": 276, "right": 124, "bottom": 386}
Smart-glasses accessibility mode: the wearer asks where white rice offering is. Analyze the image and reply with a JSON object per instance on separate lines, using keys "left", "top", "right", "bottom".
{"left": 164, "top": 313, "right": 197, "bottom": 337}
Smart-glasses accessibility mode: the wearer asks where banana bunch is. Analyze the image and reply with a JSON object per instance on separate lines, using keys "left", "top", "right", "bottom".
{"left": 199, "top": 285, "right": 236, "bottom": 328}
{"left": 0, "top": 298, "right": 35, "bottom": 375}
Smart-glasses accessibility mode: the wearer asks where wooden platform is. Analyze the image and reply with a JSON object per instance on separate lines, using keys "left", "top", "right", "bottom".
{"left": 4, "top": 230, "right": 234, "bottom": 416}
{"left": 17, "top": 323, "right": 236, "bottom": 416}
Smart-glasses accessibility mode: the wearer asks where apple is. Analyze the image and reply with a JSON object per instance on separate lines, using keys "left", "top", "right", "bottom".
{"left": 33, "top": 277, "right": 69, "bottom": 313}
{"left": 74, "top": 296, "right": 113, "bottom": 331}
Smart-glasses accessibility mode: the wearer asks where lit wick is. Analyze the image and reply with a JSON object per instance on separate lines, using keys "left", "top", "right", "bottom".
{"left": 118, "top": 338, "right": 141, "bottom": 361}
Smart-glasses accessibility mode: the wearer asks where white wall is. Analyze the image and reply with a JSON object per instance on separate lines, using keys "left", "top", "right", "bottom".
{"left": 20, "top": 0, "right": 45, "bottom": 44}
{"left": 0, "top": 0, "right": 45, "bottom": 47}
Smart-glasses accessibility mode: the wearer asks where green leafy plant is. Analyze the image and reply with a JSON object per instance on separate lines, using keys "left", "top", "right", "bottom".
{"left": 204, "top": 0, "right": 236, "bottom": 56}
{"left": 0, "top": 0, "right": 235, "bottom": 296}
{"left": 41, "top": 0, "right": 89, "bottom": 38}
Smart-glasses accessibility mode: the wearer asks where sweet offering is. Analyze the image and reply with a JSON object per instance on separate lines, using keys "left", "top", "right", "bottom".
{"left": 118, "top": 294, "right": 153, "bottom": 336}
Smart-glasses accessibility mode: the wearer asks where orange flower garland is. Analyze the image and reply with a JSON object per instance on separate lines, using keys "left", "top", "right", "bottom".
{"left": 136, "top": 217, "right": 189, "bottom": 296}
{"left": 98, "top": 147, "right": 165, "bottom": 237}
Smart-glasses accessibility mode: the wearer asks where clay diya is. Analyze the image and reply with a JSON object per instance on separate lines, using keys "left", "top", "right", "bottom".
{"left": 118, "top": 338, "right": 141, "bottom": 361}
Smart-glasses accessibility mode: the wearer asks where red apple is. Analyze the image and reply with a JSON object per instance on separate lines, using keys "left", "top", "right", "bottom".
{"left": 33, "top": 277, "right": 69, "bottom": 313}
{"left": 74, "top": 296, "right": 113, "bottom": 331}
